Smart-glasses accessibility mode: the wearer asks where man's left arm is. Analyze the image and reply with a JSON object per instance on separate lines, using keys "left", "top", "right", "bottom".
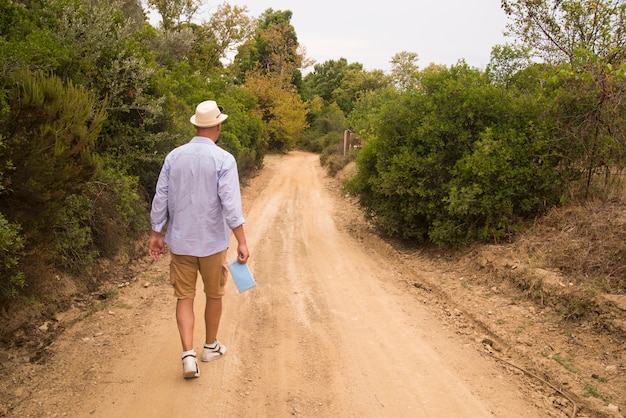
{"left": 149, "top": 160, "right": 170, "bottom": 261}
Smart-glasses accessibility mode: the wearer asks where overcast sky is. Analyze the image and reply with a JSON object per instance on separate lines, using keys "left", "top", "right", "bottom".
{"left": 198, "top": 0, "right": 513, "bottom": 73}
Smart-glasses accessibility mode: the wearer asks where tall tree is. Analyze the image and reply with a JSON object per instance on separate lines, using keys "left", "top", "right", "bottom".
{"left": 502, "top": 0, "right": 626, "bottom": 66}
{"left": 233, "top": 8, "right": 309, "bottom": 151}
{"left": 502, "top": 0, "right": 626, "bottom": 196}
{"left": 188, "top": 3, "right": 255, "bottom": 76}
{"left": 486, "top": 44, "right": 532, "bottom": 85}
{"left": 146, "top": 0, "right": 199, "bottom": 31}
{"left": 119, "top": 0, "right": 147, "bottom": 31}
{"left": 390, "top": 51, "right": 420, "bottom": 90}
{"left": 234, "top": 8, "right": 304, "bottom": 84}
{"left": 302, "top": 58, "right": 363, "bottom": 102}
{"left": 333, "top": 68, "right": 390, "bottom": 115}
{"left": 243, "top": 72, "right": 307, "bottom": 152}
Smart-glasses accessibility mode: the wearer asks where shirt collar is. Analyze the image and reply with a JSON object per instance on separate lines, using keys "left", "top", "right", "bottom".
{"left": 190, "top": 136, "right": 216, "bottom": 144}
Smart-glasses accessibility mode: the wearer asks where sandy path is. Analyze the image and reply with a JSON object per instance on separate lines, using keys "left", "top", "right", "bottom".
{"left": 5, "top": 151, "right": 545, "bottom": 417}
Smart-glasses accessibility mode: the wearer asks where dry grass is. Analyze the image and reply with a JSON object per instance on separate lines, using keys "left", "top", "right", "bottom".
{"left": 454, "top": 174, "right": 626, "bottom": 324}
{"left": 518, "top": 198, "right": 626, "bottom": 294}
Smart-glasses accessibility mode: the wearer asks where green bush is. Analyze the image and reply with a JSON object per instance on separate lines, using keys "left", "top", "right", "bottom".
{"left": 51, "top": 162, "right": 149, "bottom": 274}
{"left": 438, "top": 127, "right": 561, "bottom": 246}
{"left": 346, "top": 63, "right": 566, "bottom": 247}
{"left": 86, "top": 163, "right": 148, "bottom": 259}
{"left": 320, "top": 142, "right": 356, "bottom": 177}
{"left": 0, "top": 212, "right": 25, "bottom": 300}
{"left": 0, "top": 70, "right": 105, "bottom": 233}
{"left": 52, "top": 194, "right": 98, "bottom": 274}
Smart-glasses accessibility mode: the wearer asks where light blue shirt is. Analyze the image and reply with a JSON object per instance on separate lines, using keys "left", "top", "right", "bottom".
{"left": 150, "top": 136, "right": 245, "bottom": 257}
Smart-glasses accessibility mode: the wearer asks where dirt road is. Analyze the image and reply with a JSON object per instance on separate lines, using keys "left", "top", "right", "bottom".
{"left": 3, "top": 151, "right": 547, "bottom": 417}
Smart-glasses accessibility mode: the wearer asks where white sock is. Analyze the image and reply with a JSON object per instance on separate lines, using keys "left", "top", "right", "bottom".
{"left": 204, "top": 341, "right": 217, "bottom": 349}
{"left": 182, "top": 349, "right": 196, "bottom": 358}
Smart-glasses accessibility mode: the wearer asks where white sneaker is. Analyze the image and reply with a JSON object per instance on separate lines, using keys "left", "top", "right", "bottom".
{"left": 201, "top": 341, "right": 227, "bottom": 362}
{"left": 182, "top": 353, "right": 200, "bottom": 378}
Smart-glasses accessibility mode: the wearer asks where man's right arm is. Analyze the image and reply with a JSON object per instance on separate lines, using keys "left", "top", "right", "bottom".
{"left": 232, "top": 224, "right": 249, "bottom": 264}
{"left": 149, "top": 229, "right": 165, "bottom": 261}
{"left": 149, "top": 159, "right": 170, "bottom": 261}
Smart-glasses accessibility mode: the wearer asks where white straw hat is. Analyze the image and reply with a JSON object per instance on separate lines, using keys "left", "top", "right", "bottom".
{"left": 189, "top": 100, "right": 228, "bottom": 127}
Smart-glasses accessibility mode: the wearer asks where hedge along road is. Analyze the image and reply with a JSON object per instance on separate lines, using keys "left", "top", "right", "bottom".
{"left": 14, "top": 151, "right": 546, "bottom": 417}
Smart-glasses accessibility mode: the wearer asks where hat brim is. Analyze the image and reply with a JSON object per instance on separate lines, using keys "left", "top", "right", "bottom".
{"left": 190, "top": 113, "right": 228, "bottom": 127}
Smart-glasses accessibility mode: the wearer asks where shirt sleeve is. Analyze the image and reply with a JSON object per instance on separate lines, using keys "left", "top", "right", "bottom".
{"left": 218, "top": 155, "right": 246, "bottom": 230}
{"left": 150, "top": 158, "right": 170, "bottom": 233}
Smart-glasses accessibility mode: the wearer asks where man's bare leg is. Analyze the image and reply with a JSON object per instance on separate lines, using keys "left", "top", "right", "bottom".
{"left": 205, "top": 296, "right": 222, "bottom": 344}
{"left": 176, "top": 298, "right": 195, "bottom": 351}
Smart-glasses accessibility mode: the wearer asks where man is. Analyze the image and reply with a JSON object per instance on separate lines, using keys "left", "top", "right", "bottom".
{"left": 149, "top": 100, "right": 250, "bottom": 379}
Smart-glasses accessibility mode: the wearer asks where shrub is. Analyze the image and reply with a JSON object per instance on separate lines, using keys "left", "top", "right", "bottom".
{"left": 0, "top": 70, "right": 105, "bottom": 233}
{"left": 86, "top": 163, "right": 148, "bottom": 259}
{"left": 346, "top": 63, "right": 566, "bottom": 247}
{"left": 50, "top": 162, "right": 149, "bottom": 275}
{"left": 52, "top": 194, "right": 98, "bottom": 274}
{"left": 438, "top": 127, "right": 562, "bottom": 246}
{"left": 0, "top": 213, "right": 25, "bottom": 301}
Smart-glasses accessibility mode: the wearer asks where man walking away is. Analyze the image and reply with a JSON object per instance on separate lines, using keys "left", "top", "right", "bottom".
{"left": 149, "top": 100, "right": 250, "bottom": 378}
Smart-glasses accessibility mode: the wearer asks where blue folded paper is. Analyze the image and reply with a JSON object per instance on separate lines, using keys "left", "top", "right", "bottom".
{"left": 227, "top": 260, "right": 256, "bottom": 293}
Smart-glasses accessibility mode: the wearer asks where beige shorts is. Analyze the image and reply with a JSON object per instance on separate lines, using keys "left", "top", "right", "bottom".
{"left": 169, "top": 250, "right": 229, "bottom": 299}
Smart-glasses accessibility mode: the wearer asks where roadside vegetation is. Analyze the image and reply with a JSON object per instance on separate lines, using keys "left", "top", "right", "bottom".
{"left": 1, "top": 0, "right": 625, "bottom": 333}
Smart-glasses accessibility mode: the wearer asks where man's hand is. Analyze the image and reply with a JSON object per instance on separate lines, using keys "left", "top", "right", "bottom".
{"left": 237, "top": 242, "right": 249, "bottom": 264}
{"left": 149, "top": 230, "right": 165, "bottom": 261}
{"left": 232, "top": 225, "right": 249, "bottom": 264}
